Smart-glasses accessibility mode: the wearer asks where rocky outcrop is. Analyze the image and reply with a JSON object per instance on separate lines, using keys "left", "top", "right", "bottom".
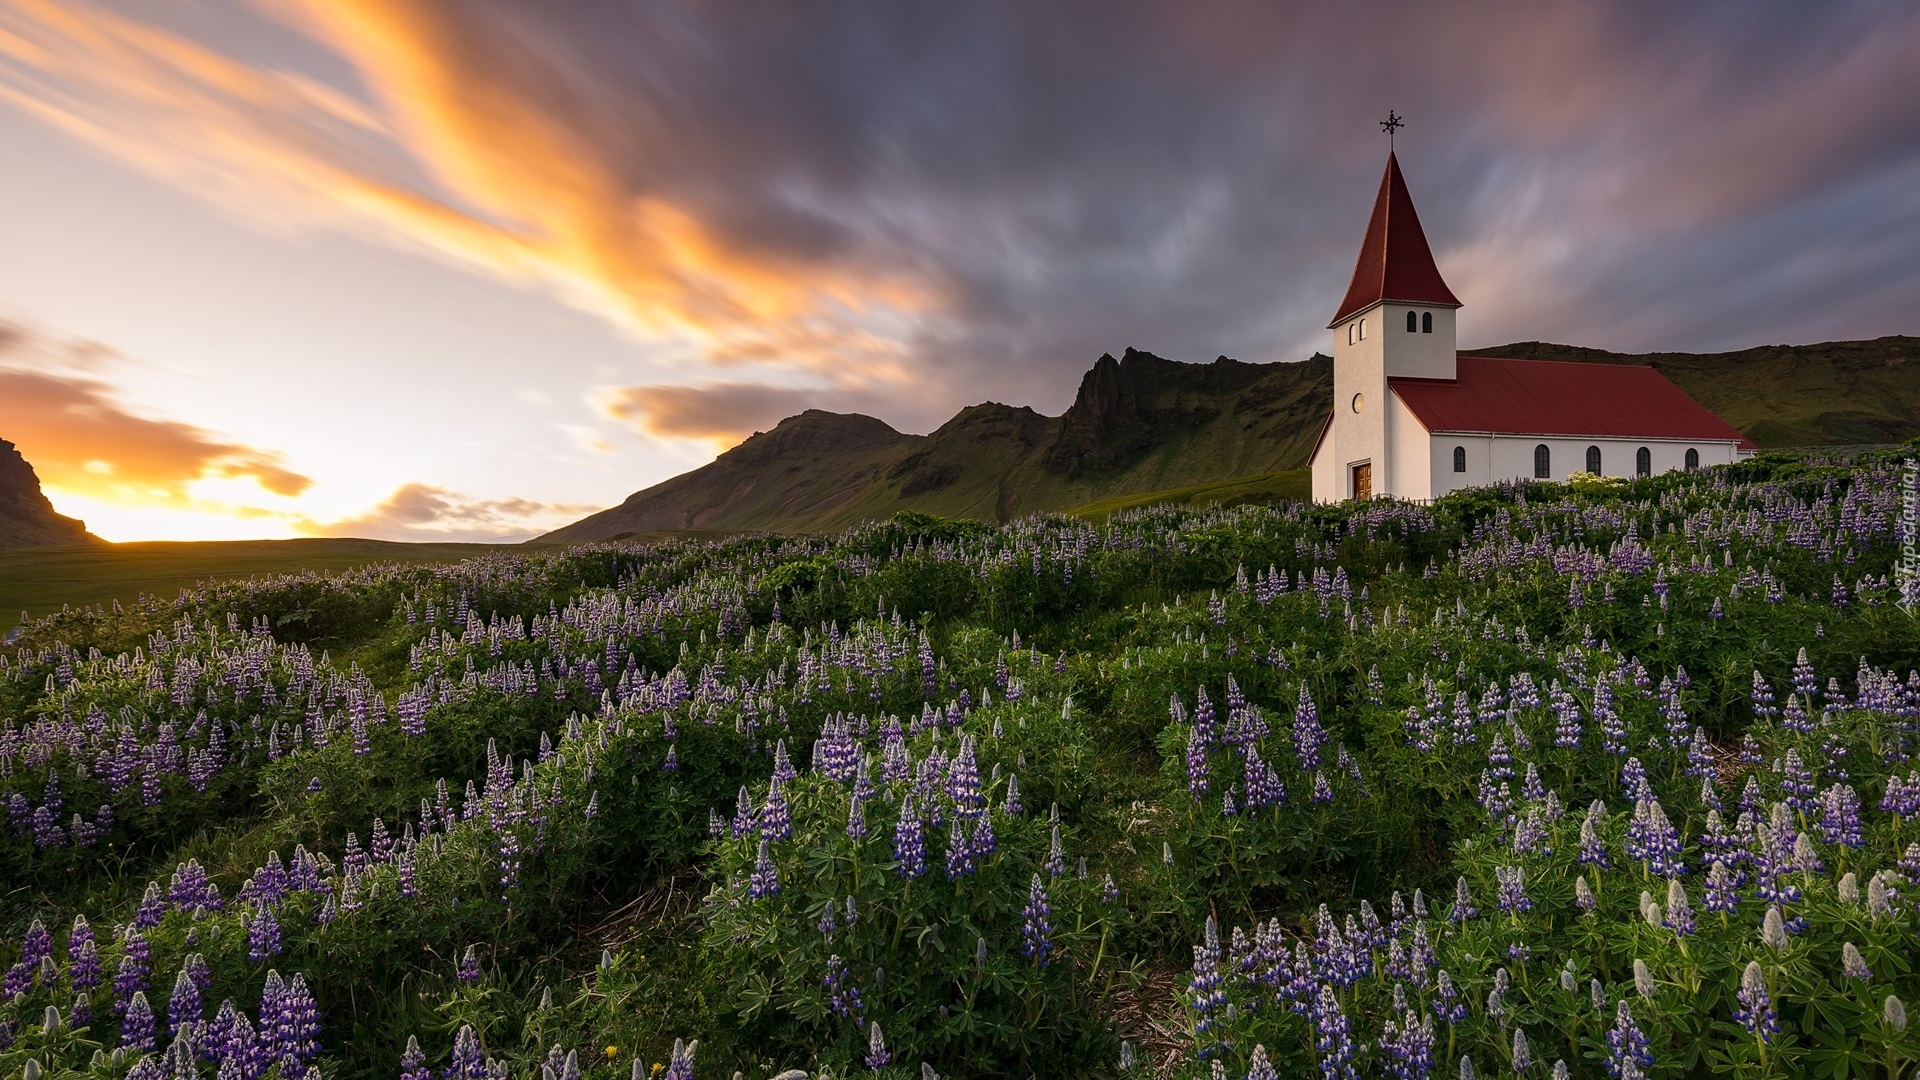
{"left": 0, "top": 438, "right": 99, "bottom": 549}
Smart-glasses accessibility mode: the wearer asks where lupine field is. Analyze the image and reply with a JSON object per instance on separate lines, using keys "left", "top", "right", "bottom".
{"left": 2, "top": 447, "right": 1919, "bottom": 1080}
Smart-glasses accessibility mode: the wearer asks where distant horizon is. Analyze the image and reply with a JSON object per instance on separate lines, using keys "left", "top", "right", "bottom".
{"left": 3, "top": 2, "right": 1917, "bottom": 542}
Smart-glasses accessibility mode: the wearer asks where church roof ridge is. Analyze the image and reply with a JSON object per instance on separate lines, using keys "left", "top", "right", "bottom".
{"left": 1328, "top": 151, "right": 1460, "bottom": 327}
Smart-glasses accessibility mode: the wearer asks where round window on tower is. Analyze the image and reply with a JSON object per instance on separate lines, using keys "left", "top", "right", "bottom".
{"left": 1351, "top": 393, "right": 1365, "bottom": 414}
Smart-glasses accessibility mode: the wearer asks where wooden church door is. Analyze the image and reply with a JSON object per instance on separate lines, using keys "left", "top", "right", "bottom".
{"left": 1352, "top": 462, "right": 1372, "bottom": 500}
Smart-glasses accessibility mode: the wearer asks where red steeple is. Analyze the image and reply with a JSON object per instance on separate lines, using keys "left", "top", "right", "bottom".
{"left": 1328, "top": 152, "right": 1460, "bottom": 327}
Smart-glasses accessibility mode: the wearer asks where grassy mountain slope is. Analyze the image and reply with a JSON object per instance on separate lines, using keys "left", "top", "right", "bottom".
{"left": 542, "top": 335, "right": 1920, "bottom": 540}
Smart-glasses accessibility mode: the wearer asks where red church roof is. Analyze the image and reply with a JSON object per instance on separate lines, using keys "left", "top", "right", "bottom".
{"left": 1389, "top": 356, "right": 1758, "bottom": 448}
{"left": 1328, "top": 152, "right": 1461, "bottom": 327}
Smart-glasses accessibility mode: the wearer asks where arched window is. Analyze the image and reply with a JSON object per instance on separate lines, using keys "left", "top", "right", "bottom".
{"left": 1685, "top": 448, "right": 1700, "bottom": 471}
{"left": 1347, "top": 322, "right": 1356, "bottom": 345}
{"left": 1422, "top": 311, "right": 1433, "bottom": 334}
{"left": 1534, "top": 444, "right": 1551, "bottom": 478}
{"left": 1406, "top": 310, "right": 1418, "bottom": 332}
{"left": 1586, "top": 445, "right": 1601, "bottom": 473}
{"left": 1359, "top": 318, "right": 1367, "bottom": 341}
{"left": 1636, "top": 447, "right": 1651, "bottom": 476}
{"left": 1453, "top": 445, "right": 1466, "bottom": 473}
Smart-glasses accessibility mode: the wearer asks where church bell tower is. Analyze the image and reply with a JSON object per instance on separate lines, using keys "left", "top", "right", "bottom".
{"left": 1316, "top": 148, "right": 1461, "bottom": 501}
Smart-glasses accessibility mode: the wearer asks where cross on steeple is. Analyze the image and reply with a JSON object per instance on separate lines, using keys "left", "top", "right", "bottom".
{"left": 1380, "top": 110, "right": 1404, "bottom": 150}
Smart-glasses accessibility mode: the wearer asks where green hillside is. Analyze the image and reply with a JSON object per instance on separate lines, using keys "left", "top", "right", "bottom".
{"left": 0, "top": 538, "right": 499, "bottom": 624}
{"left": 542, "top": 335, "right": 1920, "bottom": 542}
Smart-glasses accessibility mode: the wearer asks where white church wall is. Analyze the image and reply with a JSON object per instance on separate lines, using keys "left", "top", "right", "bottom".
{"left": 1377, "top": 304, "right": 1456, "bottom": 380}
{"left": 1427, "top": 433, "right": 1743, "bottom": 497}
{"left": 1329, "top": 308, "right": 1388, "bottom": 500}
{"left": 1387, "top": 389, "right": 1430, "bottom": 497}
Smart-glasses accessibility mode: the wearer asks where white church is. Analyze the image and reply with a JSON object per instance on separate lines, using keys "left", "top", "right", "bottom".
{"left": 1308, "top": 152, "right": 1754, "bottom": 503}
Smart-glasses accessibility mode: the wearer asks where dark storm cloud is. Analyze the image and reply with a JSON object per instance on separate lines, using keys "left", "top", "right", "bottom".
{"left": 7, "top": 0, "right": 1917, "bottom": 434}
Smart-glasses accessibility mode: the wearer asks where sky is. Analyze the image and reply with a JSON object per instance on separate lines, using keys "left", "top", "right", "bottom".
{"left": 1, "top": 1, "right": 1917, "bottom": 542}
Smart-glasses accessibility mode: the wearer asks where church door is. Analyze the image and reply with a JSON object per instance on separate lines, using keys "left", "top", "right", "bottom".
{"left": 1351, "top": 462, "right": 1372, "bottom": 500}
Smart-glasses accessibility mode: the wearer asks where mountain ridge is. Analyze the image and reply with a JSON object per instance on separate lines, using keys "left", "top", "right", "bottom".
{"left": 540, "top": 335, "right": 1920, "bottom": 542}
{"left": 0, "top": 438, "right": 100, "bottom": 550}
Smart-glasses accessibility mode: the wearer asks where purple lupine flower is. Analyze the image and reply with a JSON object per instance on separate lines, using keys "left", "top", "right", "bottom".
{"left": 446, "top": 1023, "right": 486, "bottom": 1080}
{"left": 1703, "top": 860, "right": 1739, "bottom": 914}
{"left": 1293, "top": 684, "right": 1327, "bottom": 771}
{"left": 748, "top": 840, "right": 781, "bottom": 899}
{"left": 121, "top": 989, "right": 156, "bottom": 1053}
{"left": 1044, "top": 824, "right": 1066, "bottom": 876}
{"left": 1450, "top": 877, "right": 1476, "bottom": 923}
{"left": 846, "top": 796, "right": 868, "bottom": 841}
{"left": 948, "top": 736, "right": 984, "bottom": 819}
{"left": 1310, "top": 770, "right": 1334, "bottom": 804}
{"left": 1020, "top": 874, "right": 1053, "bottom": 966}
{"left": 1312, "top": 983, "right": 1359, "bottom": 1080}
{"left": 863, "top": 1020, "right": 891, "bottom": 1071}
{"left": 892, "top": 796, "right": 925, "bottom": 878}
{"left": 134, "top": 881, "right": 167, "bottom": 930}
{"left": 1189, "top": 916, "right": 1227, "bottom": 1049}
{"left": 1578, "top": 801, "right": 1611, "bottom": 868}
{"left": 22, "top": 920, "right": 52, "bottom": 970}
{"left": 70, "top": 990, "right": 92, "bottom": 1031}
{"left": 113, "top": 936, "right": 150, "bottom": 1017}
{"left": 456, "top": 946, "right": 481, "bottom": 984}
{"left": 1100, "top": 873, "right": 1120, "bottom": 905}
{"left": 400, "top": 1035, "right": 430, "bottom": 1080}
{"left": 943, "top": 819, "right": 974, "bottom": 880}
{"left": 1606, "top": 1002, "right": 1653, "bottom": 1078}
{"left": 1495, "top": 866, "right": 1531, "bottom": 915}
{"left": 1379, "top": 1009, "right": 1434, "bottom": 1080}
{"left": 1733, "top": 962, "right": 1777, "bottom": 1043}
{"left": 1817, "top": 784, "right": 1864, "bottom": 848}
{"left": 1666, "top": 876, "right": 1697, "bottom": 933}
{"left": 167, "top": 964, "right": 202, "bottom": 1038}
{"left": 729, "top": 787, "right": 756, "bottom": 840}
{"left": 1242, "top": 745, "right": 1285, "bottom": 811}
{"left": 1433, "top": 970, "right": 1467, "bottom": 1025}
{"left": 760, "top": 782, "right": 792, "bottom": 841}
{"left": 1185, "top": 726, "right": 1211, "bottom": 801}
{"left": 1778, "top": 750, "right": 1816, "bottom": 810}
{"left": 823, "top": 955, "right": 862, "bottom": 1021}
{"left": 264, "top": 973, "right": 321, "bottom": 1075}
{"left": 664, "top": 1037, "right": 696, "bottom": 1080}
{"left": 248, "top": 905, "right": 282, "bottom": 962}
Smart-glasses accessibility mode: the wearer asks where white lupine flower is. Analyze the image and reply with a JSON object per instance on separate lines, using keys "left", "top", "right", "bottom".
{"left": 1843, "top": 942, "right": 1871, "bottom": 981}
{"left": 1762, "top": 906, "right": 1789, "bottom": 950}
{"left": 1634, "top": 958, "right": 1655, "bottom": 999}
{"left": 1837, "top": 872, "right": 1859, "bottom": 904}
{"left": 1886, "top": 995, "right": 1908, "bottom": 1031}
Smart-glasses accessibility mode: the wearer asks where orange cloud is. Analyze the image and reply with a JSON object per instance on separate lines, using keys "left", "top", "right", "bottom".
{"left": 0, "top": 322, "right": 311, "bottom": 505}
{"left": 305, "top": 482, "right": 596, "bottom": 542}
{"left": 0, "top": 0, "right": 939, "bottom": 379}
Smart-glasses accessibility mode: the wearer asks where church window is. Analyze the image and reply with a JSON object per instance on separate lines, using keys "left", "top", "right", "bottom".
{"left": 1359, "top": 318, "right": 1367, "bottom": 341}
{"left": 1636, "top": 447, "right": 1651, "bottom": 476}
{"left": 1422, "top": 311, "right": 1433, "bottom": 333}
{"left": 1407, "top": 310, "right": 1418, "bottom": 332}
{"left": 1534, "top": 444, "right": 1551, "bottom": 478}
{"left": 1586, "top": 445, "right": 1602, "bottom": 473}
{"left": 1351, "top": 393, "right": 1365, "bottom": 414}
{"left": 1347, "top": 322, "right": 1356, "bottom": 345}
{"left": 1685, "top": 448, "right": 1700, "bottom": 471}
{"left": 1452, "top": 445, "right": 1466, "bottom": 472}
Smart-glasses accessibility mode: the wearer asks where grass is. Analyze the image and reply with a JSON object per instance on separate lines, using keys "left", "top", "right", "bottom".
{"left": 0, "top": 537, "right": 507, "bottom": 624}
{"left": 1064, "top": 469, "right": 1311, "bottom": 520}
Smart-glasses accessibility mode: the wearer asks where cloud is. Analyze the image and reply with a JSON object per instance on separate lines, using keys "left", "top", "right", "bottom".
{"left": 306, "top": 482, "right": 596, "bottom": 542}
{"left": 0, "top": 320, "right": 312, "bottom": 504}
{"left": 596, "top": 382, "right": 829, "bottom": 447}
{"left": 1, "top": 0, "right": 1916, "bottom": 433}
